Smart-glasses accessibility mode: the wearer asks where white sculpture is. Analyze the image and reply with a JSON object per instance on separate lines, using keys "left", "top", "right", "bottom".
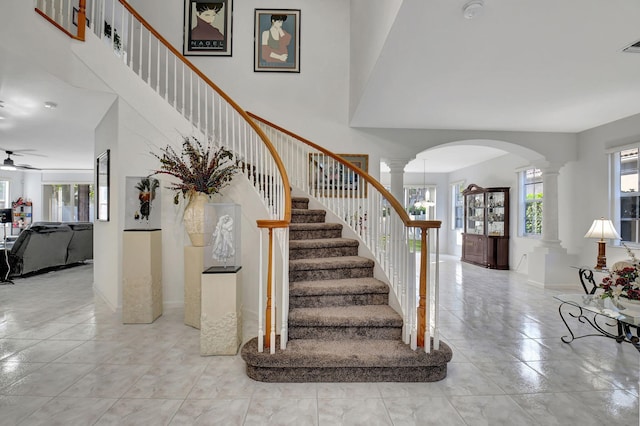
{"left": 212, "top": 214, "right": 235, "bottom": 265}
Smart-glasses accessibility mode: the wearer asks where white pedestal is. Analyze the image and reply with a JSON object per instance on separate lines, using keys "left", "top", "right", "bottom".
{"left": 200, "top": 266, "right": 242, "bottom": 356}
{"left": 122, "top": 230, "right": 162, "bottom": 323}
{"left": 184, "top": 246, "right": 205, "bottom": 329}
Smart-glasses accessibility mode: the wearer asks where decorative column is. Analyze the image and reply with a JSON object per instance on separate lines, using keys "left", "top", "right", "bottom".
{"left": 540, "top": 166, "right": 562, "bottom": 248}
{"left": 528, "top": 163, "right": 578, "bottom": 289}
{"left": 385, "top": 159, "right": 410, "bottom": 205}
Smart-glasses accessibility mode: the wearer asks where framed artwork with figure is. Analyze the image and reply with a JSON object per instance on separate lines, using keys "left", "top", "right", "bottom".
{"left": 183, "top": 0, "right": 233, "bottom": 56}
{"left": 254, "top": 9, "right": 300, "bottom": 73}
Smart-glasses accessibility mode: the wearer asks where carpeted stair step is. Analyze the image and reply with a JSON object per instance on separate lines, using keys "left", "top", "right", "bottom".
{"left": 292, "top": 197, "right": 309, "bottom": 210}
{"left": 289, "top": 223, "right": 343, "bottom": 240}
{"left": 288, "top": 305, "right": 402, "bottom": 340}
{"left": 289, "top": 256, "right": 374, "bottom": 282}
{"left": 291, "top": 208, "right": 326, "bottom": 223}
{"left": 241, "top": 337, "right": 453, "bottom": 382}
{"left": 289, "top": 277, "right": 389, "bottom": 308}
{"left": 289, "top": 238, "right": 359, "bottom": 260}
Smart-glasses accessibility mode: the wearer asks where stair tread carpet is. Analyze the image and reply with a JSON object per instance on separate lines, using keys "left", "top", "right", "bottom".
{"left": 289, "top": 256, "right": 374, "bottom": 271}
{"left": 292, "top": 208, "right": 326, "bottom": 215}
{"left": 289, "top": 222, "right": 342, "bottom": 231}
{"left": 242, "top": 337, "right": 453, "bottom": 368}
{"left": 289, "top": 277, "right": 388, "bottom": 296}
{"left": 289, "top": 238, "right": 359, "bottom": 249}
{"left": 289, "top": 305, "right": 402, "bottom": 327}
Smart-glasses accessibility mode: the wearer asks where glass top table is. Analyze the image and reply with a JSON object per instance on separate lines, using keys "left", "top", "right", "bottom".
{"left": 554, "top": 293, "right": 640, "bottom": 351}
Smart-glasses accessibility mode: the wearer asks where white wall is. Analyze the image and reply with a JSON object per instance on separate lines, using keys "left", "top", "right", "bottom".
{"left": 574, "top": 112, "right": 640, "bottom": 266}
{"left": 93, "top": 100, "right": 120, "bottom": 310}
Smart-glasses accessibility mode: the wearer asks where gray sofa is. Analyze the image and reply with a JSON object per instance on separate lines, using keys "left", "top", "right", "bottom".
{"left": 4, "top": 222, "right": 93, "bottom": 277}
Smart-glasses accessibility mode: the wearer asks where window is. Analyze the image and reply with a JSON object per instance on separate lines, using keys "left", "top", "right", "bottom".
{"left": 43, "top": 184, "right": 94, "bottom": 222}
{"left": 522, "top": 168, "right": 543, "bottom": 236}
{"left": 0, "top": 180, "right": 9, "bottom": 209}
{"left": 619, "top": 148, "right": 640, "bottom": 243}
{"left": 405, "top": 185, "right": 436, "bottom": 220}
{"left": 451, "top": 181, "right": 464, "bottom": 230}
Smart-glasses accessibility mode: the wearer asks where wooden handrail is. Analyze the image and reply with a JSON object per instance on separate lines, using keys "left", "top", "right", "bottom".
{"left": 34, "top": 9, "right": 83, "bottom": 40}
{"left": 247, "top": 112, "right": 440, "bottom": 231}
{"left": 115, "top": 0, "right": 292, "bottom": 227}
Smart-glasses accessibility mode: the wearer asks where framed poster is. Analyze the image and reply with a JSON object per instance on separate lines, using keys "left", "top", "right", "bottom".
{"left": 72, "top": 7, "right": 90, "bottom": 27}
{"left": 309, "top": 153, "right": 368, "bottom": 197}
{"left": 254, "top": 9, "right": 300, "bottom": 73}
{"left": 96, "top": 150, "right": 110, "bottom": 221}
{"left": 183, "top": 0, "right": 233, "bottom": 56}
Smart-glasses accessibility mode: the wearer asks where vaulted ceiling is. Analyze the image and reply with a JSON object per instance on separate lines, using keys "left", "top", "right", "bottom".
{"left": 2, "top": 1, "right": 640, "bottom": 172}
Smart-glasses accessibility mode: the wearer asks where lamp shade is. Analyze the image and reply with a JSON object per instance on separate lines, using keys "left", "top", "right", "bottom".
{"left": 584, "top": 218, "right": 621, "bottom": 240}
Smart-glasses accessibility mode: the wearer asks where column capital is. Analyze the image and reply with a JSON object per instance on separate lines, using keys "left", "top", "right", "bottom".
{"left": 532, "top": 161, "right": 563, "bottom": 175}
{"left": 384, "top": 158, "right": 411, "bottom": 173}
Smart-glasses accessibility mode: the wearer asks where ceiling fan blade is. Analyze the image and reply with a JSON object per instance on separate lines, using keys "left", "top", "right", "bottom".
{"left": 0, "top": 148, "right": 46, "bottom": 157}
{"left": 16, "top": 164, "right": 41, "bottom": 171}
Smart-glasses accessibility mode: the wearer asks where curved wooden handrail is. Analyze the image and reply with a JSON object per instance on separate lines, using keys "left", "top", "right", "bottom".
{"left": 116, "top": 0, "right": 291, "bottom": 227}
{"left": 247, "top": 112, "right": 440, "bottom": 230}
{"left": 34, "top": 8, "right": 83, "bottom": 40}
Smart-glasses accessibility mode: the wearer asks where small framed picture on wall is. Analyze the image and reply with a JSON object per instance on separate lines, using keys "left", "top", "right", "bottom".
{"left": 183, "top": 0, "right": 233, "bottom": 56}
{"left": 254, "top": 9, "right": 301, "bottom": 73}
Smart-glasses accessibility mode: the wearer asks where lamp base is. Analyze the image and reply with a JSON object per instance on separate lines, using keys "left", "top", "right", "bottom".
{"left": 593, "top": 240, "right": 607, "bottom": 270}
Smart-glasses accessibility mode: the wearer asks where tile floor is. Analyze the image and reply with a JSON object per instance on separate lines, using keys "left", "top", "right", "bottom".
{"left": 0, "top": 257, "right": 638, "bottom": 425}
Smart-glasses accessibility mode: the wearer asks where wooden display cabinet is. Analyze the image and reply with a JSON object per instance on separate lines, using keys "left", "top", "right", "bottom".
{"left": 461, "top": 184, "right": 509, "bottom": 269}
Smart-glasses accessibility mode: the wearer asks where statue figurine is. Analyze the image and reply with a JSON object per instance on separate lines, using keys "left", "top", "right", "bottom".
{"left": 135, "top": 177, "right": 160, "bottom": 221}
{"left": 212, "top": 214, "right": 235, "bottom": 266}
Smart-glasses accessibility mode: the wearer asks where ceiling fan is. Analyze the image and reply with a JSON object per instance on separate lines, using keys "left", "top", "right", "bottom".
{"left": 0, "top": 150, "right": 40, "bottom": 171}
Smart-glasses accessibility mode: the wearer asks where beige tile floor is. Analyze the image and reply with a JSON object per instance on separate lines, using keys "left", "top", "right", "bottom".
{"left": 0, "top": 257, "right": 638, "bottom": 425}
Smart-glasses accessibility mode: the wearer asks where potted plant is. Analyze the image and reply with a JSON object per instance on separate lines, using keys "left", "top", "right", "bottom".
{"left": 150, "top": 136, "right": 240, "bottom": 246}
{"left": 598, "top": 243, "right": 640, "bottom": 314}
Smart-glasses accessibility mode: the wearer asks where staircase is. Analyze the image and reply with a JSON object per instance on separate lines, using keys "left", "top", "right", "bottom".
{"left": 241, "top": 197, "right": 452, "bottom": 382}
{"left": 32, "top": 0, "right": 449, "bottom": 383}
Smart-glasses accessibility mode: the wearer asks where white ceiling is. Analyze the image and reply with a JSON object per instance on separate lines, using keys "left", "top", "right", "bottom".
{"left": 3, "top": 1, "right": 640, "bottom": 172}
{"left": 0, "top": 47, "right": 114, "bottom": 171}
{"left": 382, "top": 145, "right": 508, "bottom": 174}
{"left": 352, "top": 0, "right": 640, "bottom": 133}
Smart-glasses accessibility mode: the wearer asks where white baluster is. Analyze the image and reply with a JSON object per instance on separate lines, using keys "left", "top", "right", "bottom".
{"left": 258, "top": 230, "right": 264, "bottom": 352}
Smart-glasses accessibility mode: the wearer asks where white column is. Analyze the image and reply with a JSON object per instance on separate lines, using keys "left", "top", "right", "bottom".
{"left": 528, "top": 162, "right": 578, "bottom": 289}
{"left": 385, "top": 159, "right": 410, "bottom": 206}
{"left": 540, "top": 165, "right": 562, "bottom": 248}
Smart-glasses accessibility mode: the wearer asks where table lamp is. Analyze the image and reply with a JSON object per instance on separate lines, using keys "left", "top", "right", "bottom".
{"left": 584, "top": 217, "right": 621, "bottom": 270}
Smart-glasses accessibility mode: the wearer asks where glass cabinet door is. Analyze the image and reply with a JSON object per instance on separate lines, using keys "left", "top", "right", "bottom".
{"left": 486, "top": 191, "right": 506, "bottom": 236}
{"left": 466, "top": 193, "right": 485, "bottom": 235}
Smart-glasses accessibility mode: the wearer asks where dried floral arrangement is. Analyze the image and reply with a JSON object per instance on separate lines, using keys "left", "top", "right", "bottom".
{"left": 150, "top": 136, "right": 240, "bottom": 204}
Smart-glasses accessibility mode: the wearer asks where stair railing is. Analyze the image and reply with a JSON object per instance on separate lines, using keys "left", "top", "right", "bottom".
{"left": 35, "top": 0, "right": 85, "bottom": 40}
{"left": 34, "top": 0, "right": 291, "bottom": 353}
{"left": 249, "top": 113, "right": 442, "bottom": 353}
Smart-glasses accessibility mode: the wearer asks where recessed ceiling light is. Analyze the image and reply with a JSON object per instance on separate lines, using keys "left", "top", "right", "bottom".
{"left": 44, "top": 101, "right": 57, "bottom": 109}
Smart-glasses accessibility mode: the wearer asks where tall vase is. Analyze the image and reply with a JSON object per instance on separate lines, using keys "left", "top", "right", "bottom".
{"left": 184, "top": 192, "right": 211, "bottom": 246}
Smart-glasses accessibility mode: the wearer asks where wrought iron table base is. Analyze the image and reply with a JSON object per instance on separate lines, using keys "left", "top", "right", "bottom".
{"left": 558, "top": 301, "right": 640, "bottom": 352}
